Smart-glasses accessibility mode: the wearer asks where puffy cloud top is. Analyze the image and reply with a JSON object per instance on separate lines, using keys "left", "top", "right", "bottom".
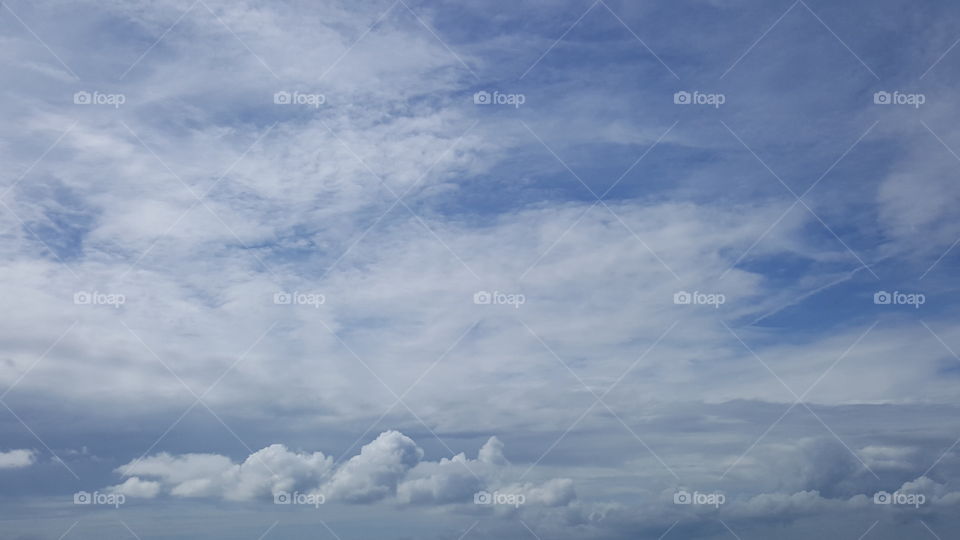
{"left": 107, "top": 431, "right": 575, "bottom": 509}
{"left": 325, "top": 430, "right": 423, "bottom": 503}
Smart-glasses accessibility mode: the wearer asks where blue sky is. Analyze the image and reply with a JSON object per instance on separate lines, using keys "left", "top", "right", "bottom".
{"left": 1, "top": 0, "right": 960, "bottom": 538}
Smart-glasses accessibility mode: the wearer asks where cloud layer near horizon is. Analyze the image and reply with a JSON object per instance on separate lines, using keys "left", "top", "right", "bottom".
{"left": 105, "top": 431, "right": 580, "bottom": 508}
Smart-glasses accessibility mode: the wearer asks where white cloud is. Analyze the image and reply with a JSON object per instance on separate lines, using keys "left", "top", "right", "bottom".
{"left": 324, "top": 430, "right": 424, "bottom": 503}
{"left": 0, "top": 449, "right": 36, "bottom": 469}
{"left": 113, "top": 444, "right": 332, "bottom": 501}
{"left": 108, "top": 431, "right": 575, "bottom": 509}
{"left": 478, "top": 436, "right": 508, "bottom": 465}
{"left": 502, "top": 478, "right": 577, "bottom": 507}
{"left": 110, "top": 477, "right": 161, "bottom": 498}
{"left": 395, "top": 452, "right": 480, "bottom": 505}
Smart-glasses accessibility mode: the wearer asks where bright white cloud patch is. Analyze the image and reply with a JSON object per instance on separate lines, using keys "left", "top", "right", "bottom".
{"left": 107, "top": 431, "right": 574, "bottom": 508}
{"left": 110, "top": 477, "right": 161, "bottom": 498}
{"left": 0, "top": 449, "right": 35, "bottom": 469}
{"left": 113, "top": 443, "right": 332, "bottom": 501}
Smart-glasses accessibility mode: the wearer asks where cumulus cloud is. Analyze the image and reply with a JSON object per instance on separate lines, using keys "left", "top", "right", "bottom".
{"left": 110, "top": 477, "right": 161, "bottom": 498}
{"left": 395, "top": 452, "right": 481, "bottom": 505}
{"left": 478, "top": 436, "right": 508, "bottom": 465}
{"left": 107, "top": 431, "right": 575, "bottom": 509}
{"left": 112, "top": 443, "right": 332, "bottom": 501}
{"left": 0, "top": 449, "right": 36, "bottom": 469}
{"left": 325, "top": 430, "right": 423, "bottom": 503}
{"left": 502, "top": 479, "right": 577, "bottom": 507}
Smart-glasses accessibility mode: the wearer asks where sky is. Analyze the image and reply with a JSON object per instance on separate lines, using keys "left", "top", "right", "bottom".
{"left": 1, "top": 0, "right": 960, "bottom": 538}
